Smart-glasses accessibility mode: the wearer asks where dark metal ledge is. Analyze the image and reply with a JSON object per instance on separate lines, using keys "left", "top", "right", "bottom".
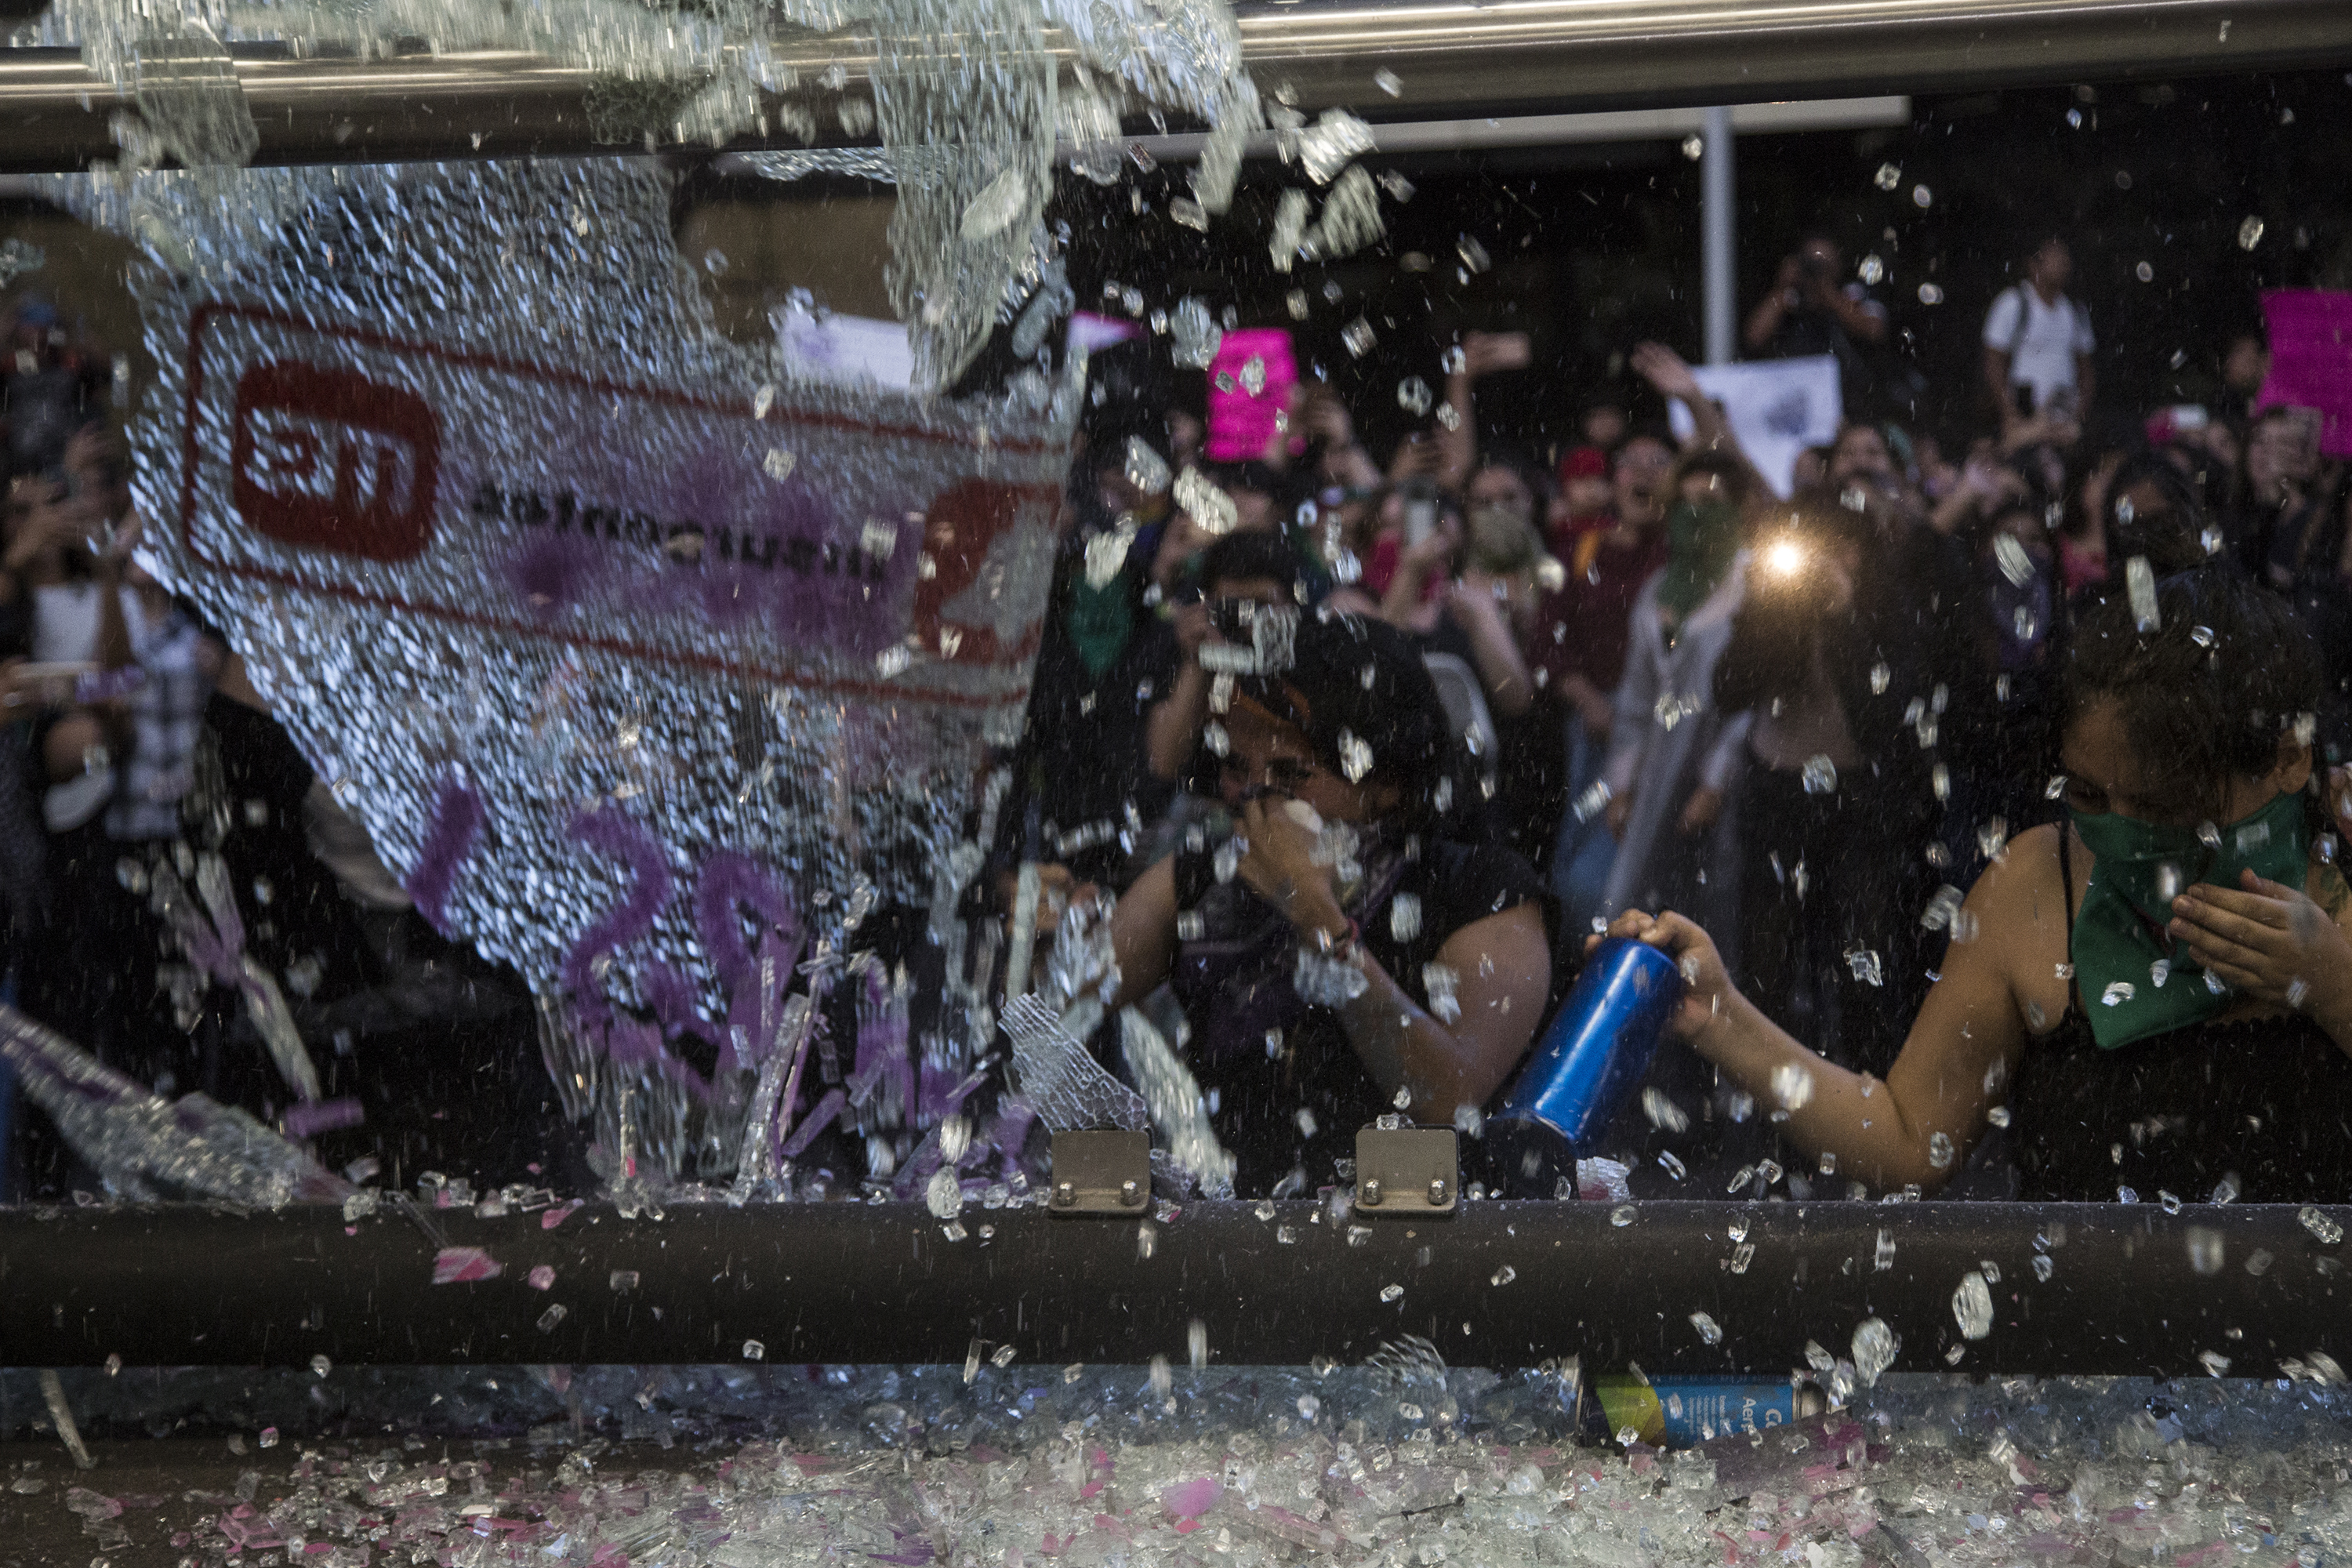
{"left": 4, "top": 1200, "right": 2346, "bottom": 1376}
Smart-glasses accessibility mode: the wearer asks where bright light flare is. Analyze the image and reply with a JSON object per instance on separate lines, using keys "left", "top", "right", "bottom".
{"left": 1762, "top": 537, "right": 1809, "bottom": 578}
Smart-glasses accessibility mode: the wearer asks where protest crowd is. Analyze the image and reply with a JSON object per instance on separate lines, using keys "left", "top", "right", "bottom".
{"left": 4, "top": 215, "right": 2351, "bottom": 1207}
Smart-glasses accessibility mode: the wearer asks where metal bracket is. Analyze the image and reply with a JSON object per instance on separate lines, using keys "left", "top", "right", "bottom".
{"left": 1353, "top": 1126, "right": 1458, "bottom": 1217}
{"left": 1045, "top": 1130, "right": 1153, "bottom": 1216}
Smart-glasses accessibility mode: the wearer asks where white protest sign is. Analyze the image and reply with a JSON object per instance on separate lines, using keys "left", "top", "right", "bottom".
{"left": 1666, "top": 354, "right": 1843, "bottom": 498}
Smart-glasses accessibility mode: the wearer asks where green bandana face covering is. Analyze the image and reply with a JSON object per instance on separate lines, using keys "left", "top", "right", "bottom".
{"left": 2067, "top": 788, "right": 2310, "bottom": 1048}
{"left": 1656, "top": 498, "right": 1741, "bottom": 623}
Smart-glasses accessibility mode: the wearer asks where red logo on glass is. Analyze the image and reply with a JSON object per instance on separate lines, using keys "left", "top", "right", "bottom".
{"left": 230, "top": 361, "right": 441, "bottom": 563}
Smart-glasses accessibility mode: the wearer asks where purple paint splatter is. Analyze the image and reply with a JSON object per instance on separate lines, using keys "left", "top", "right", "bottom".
{"left": 693, "top": 850, "right": 800, "bottom": 996}
{"left": 561, "top": 807, "right": 694, "bottom": 1036}
{"left": 779, "top": 1088, "right": 845, "bottom": 1159}
{"left": 405, "top": 773, "right": 485, "bottom": 936}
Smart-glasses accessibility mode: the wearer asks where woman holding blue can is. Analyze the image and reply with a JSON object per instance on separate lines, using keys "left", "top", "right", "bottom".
{"left": 1107, "top": 612, "right": 1552, "bottom": 1197}
{"left": 1599, "top": 565, "right": 2352, "bottom": 1202}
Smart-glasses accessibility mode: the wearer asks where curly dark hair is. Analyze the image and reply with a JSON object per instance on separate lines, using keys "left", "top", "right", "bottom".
{"left": 2104, "top": 450, "right": 2214, "bottom": 575}
{"left": 2061, "top": 564, "right": 2322, "bottom": 825}
{"left": 1235, "top": 609, "right": 1479, "bottom": 837}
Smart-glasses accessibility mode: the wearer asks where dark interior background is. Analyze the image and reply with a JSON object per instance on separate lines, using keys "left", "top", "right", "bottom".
{"left": 1029, "top": 66, "right": 2352, "bottom": 460}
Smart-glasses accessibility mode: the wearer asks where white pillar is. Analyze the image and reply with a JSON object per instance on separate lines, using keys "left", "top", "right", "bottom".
{"left": 1701, "top": 104, "right": 1735, "bottom": 366}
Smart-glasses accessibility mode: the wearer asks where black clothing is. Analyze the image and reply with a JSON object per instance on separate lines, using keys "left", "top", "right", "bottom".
{"left": 989, "top": 506, "right": 1175, "bottom": 891}
{"left": 2012, "top": 829, "right": 2352, "bottom": 1202}
{"left": 1167, "top": 834, "right": 1544, "bottom": 1196}
{"left": 1756, "top": 284, "right": 1913, "bottom": 420}
{"left": 1734, "top": 764, "right": 1930, "bottom": 1080}
{"left": 1715, "top": 522, "right": 1951, "bottom": 1074}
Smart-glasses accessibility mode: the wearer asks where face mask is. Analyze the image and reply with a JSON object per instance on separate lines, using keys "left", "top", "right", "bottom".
{"left": 2066, "top": 787, "right": 2310, "bottom": 1049}
{"left": 1466, "top": 500, "right": 1539, "bottom": 575}
{"left": 1657, "top": 498, "right": 1742, "bottom": 620}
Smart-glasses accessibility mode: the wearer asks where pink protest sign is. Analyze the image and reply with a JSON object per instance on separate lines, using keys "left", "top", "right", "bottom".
{"left": 2255, "top": 289, "right": 2352, "bottom": 456}
{"left": 1206, "top": 328, "right": 1298, "bottom": 463}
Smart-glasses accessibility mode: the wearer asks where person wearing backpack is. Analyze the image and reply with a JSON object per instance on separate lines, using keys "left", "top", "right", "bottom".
{"left": 1982, "top": 237, "right": 2097, "bottom": 432}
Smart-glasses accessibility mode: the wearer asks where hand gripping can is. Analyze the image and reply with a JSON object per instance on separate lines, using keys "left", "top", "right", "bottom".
{"left": 1485, "top": 937, "right": 1683, "bottom": 1196}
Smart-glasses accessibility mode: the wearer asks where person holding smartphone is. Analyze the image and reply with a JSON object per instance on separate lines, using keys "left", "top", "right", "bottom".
{"left": 1982, "top": 237, "right": 2096, "bottom": 434}
{"left": 2241, "top": 403, "right": 2331, "bottom": 585}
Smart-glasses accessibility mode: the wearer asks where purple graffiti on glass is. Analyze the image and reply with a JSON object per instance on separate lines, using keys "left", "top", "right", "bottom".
{"left": 405, "top": 772, "right": 486, "bottom": 936}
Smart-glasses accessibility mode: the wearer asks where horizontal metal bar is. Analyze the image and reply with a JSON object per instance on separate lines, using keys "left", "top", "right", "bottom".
{"left": 1078, "top": 96, "right": 1914, "bottom": 167}
{"left": 0, "top": 0, "right": 2347, "bottom": 172}
{"left": 5, "top": 1200, "right": 2347, "bottom": 1374}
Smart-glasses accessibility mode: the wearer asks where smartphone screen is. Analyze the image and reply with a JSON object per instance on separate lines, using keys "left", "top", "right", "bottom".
{"left": 1404, "top": 497, "right": 1437, "bottom": 549}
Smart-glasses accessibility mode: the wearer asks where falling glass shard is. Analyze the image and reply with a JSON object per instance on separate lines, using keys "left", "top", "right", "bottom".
{"left": 1303, "top": 168, "right": 1385, "bottom": 262}
{"left": 1851, "top": 1317, "right": 1899, "bottom": 1385}
{"left": 1170, "top": 296, "right": 1224, "bottom": 368}
{"left": 0, "top": 238, "right": 45, "bottom": 286}
{"left": 1298, "top": 109, "right": 1377, "bottom": 184}
{"left": 0, "top": 1003, "right": 348, "bottom": 1209}
{"left": 1124, "top": 434, "right": 1174, "bottom": 495}
{"left": 127, "top": 20, "right": 260, "bottom": 172}
{"left": 1003, "top": 992, "right": 1149, "bottom": 1133}
{"left": 1951, "top": 1271, "right": 1995, "bottom": 1339}
{"left": 1269, "top": 189, "right": 1312, "bottom": 271}
{"left": 1175, "top": 466, "right": 1239, "bottom": 534}
{"left": 2126, "top": 554, "right": 2160, "bottom": 631}
{"left": 1120, "top": 1007, "right": 1236, "bottom": 1197}
{"left": 960, "top": 165, "right": 1034, "bottom": 241}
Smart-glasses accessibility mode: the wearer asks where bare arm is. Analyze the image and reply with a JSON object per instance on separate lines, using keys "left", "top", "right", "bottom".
{"left": 1334, "top": 903, "right": 1550, "bottom": 1117}
{"left": 1603, "top": 830, "right": 2057, "bottom": 1191}
{"left": 1822, "top": 285, "right": 1888, "bottom": 346}
{"left": 1982, "top": 346, "right": 2014, "bottom": 420}
{"left": 1230, "top": 794, "right": 1548, "bottom": 1116}
{"left": 1107, "top": 855, "right": 1180, "bottom": 1012}
{"left": 1629, "top": 342, "right": 1768, "bottom": 495}
{"left": 1379, "top": 524, "right": 1454, "bottom": 625}
{"left": 1435, "top": 332, "right": 1532, "bottom": 495}
{"left": 1143, "top": 602, "right": 1214, "bottom": 782}
{"left": 93, "top": 562, "right": 133, "bottom": 673}
{"left": 1744, "top": 259, "right": 1799, "bottom": 352}
{"left": 1446, "top": 576, "right": 1534, "bottom": 720}
{"left": 1145, "top": 662, "right": 1210, "bottom": 782}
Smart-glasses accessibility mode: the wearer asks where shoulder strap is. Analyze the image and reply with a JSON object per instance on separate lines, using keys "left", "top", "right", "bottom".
{"left": 2057, "top": 822, "right": 2079, "bottom": 953}
{"left": 1997, "top": 285, "right": 2029, "bottom": 354}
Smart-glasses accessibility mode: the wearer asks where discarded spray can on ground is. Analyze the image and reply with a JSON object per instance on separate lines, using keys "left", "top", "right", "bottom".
{"left": 1485, "top": 936, "right": 1682, "bottom": 1196}
{"left": 1584, "top": 1376, "right": 1830, "bottom": 1447}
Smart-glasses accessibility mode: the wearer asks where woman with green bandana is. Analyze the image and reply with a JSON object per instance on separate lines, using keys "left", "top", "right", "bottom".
{"left": 1599, "top": 564, "right": 2352, "bottom": 1202}
{"left": 1597, "top": 450, "right": 1758, "bottom": 968}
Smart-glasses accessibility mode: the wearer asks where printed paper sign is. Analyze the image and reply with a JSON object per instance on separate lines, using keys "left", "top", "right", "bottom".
{"left": 1666, "top": 354, "right": 1844, "bottom": 498}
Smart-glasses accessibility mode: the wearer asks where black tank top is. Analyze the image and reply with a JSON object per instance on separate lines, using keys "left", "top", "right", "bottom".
{"left": 2010, "top": 828, "right": 2352, "bottom": 1202}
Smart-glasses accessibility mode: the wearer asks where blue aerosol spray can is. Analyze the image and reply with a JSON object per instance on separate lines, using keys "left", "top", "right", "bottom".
{"left": 1485, "top": 937, "right": 1682, "bottom": 1196}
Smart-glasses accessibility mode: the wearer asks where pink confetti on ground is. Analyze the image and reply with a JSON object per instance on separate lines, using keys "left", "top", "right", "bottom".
{"left": 543, "top": 1201, "right": 584, "bottom": 1230}
{"left": 528, "top": 1265, "right": 556, "bottom": 1290}
{"left": 431, "top": 1246, "right": 504, "bottom": 1284}
{"left": 1160, "top": 1477, "right": 1222, "bottom": 1519}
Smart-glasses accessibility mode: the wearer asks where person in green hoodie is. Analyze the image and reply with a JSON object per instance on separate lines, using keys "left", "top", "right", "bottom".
{"left": 1602, "top": 563, "right": 2352, "bottom": 1203}
{"left": 1597, "top": 449, "right": 1759, "bottom": 960}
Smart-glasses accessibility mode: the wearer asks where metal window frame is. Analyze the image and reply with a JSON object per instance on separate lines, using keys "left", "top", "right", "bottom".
{"left": 0, "top": 0, "right": 2346, "bottom": 172}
